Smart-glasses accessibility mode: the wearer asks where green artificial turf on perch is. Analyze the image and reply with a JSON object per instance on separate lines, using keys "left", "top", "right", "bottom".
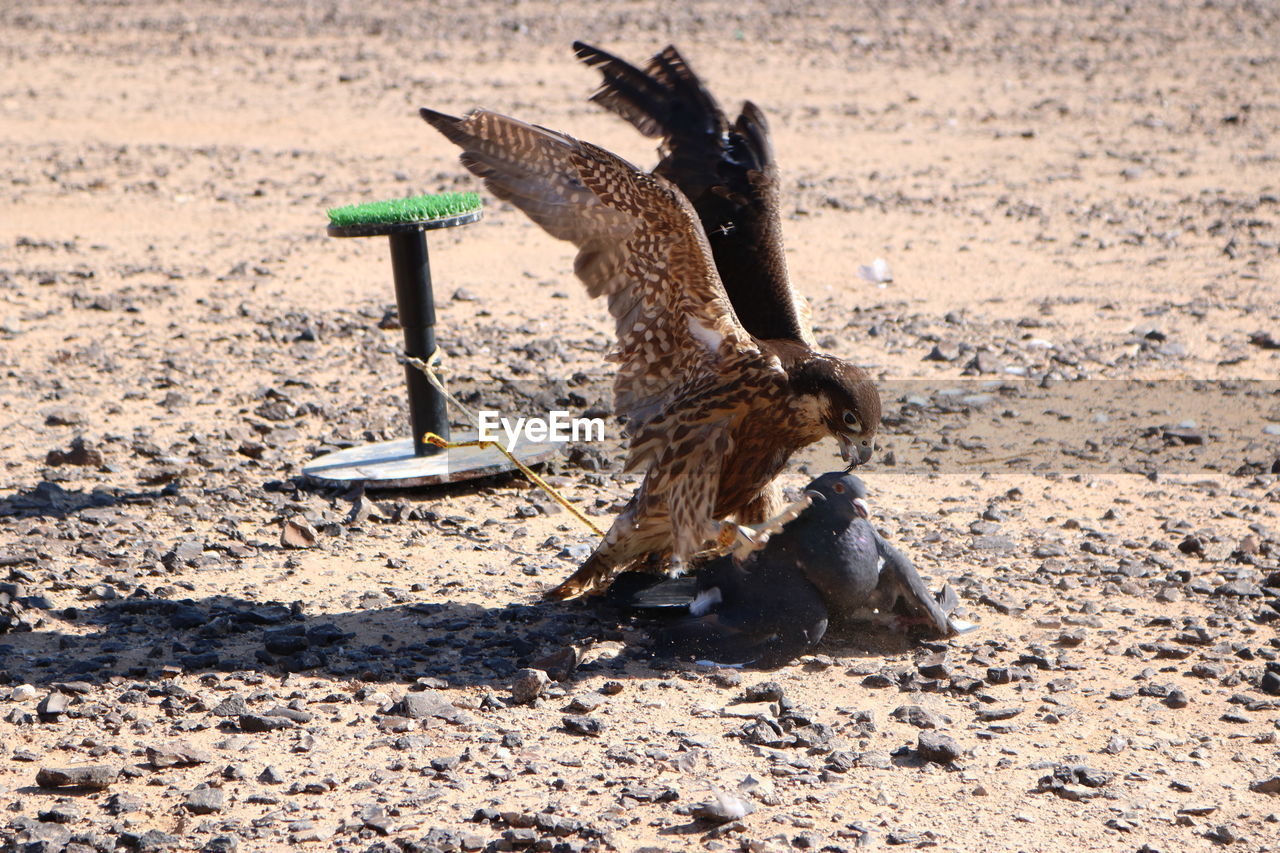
{"left": 326, "top": 191, "right": 482, "bottom": 227}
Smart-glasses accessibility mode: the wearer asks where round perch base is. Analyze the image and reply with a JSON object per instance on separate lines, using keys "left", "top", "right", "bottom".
{"left": 302, "top": 432, "right": 560, "bottom": 489}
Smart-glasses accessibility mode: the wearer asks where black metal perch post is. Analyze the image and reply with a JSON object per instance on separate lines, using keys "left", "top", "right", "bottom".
{"left": 302, "top": 204, "right": 558, "bottom": 488}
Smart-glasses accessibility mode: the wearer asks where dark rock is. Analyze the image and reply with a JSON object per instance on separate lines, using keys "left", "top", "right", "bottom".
{"left": 258, "top": 766, "right": 285, "bottom": 785}
{"left": 46, "top": 437, "right": 104, "bottom": 467}
{"left": 360, "top": 804, "right": 392, "bottom": 834}
{"left": 392, "top": 690, "right": 464, "bottom": 722}
{"left": 36, "top": 765, "right": 118, "bottom": 790}
{"left": 1205, "top": 824, "right": 1240, "bottom": 844}
{"left": 37, "top": 691, "right": 69, "bottom": 721}
{"left": 239, "top": 713, "right": 294, "bottom": 732}
{"left": 1260, "top": 670, "right": 1280, "bottom": 696}
{"left": 210, "top": 695, "right": 249, "bottom": 717}
{"left": 917, "top": 731, "right": 962, "bottom": 764}
{"left": 742, "top": 681, "right": 786, "bottom": 703}
{"left": 264, "top": 705, "right": 313, "bottom": 723}
{"left": 562, "top": 715, "right": 604, "bottom": 736}
{"left": 132, "top": 829, "right": 180, "bottom": 851}
{"left": 105, "top": 792, "right": 144, "bottom": 815}
{"left": 147, "top": 740, "right": 212, "bottom": 768}
{"left": 12, "top": 821, "right": 72, "bottom": 852}
{"left": 37, "top": 802, "right": 83, "bottom": 823}
{"left": 890, "top": 704, "right": 943, "bottom": 729}
{"left": 976, "top": 705, "right": 1023, "bottom": 721}
{"left": 184, "top": 786, "right": 224, "bottom": 814}
{"left": 1036, "top": 763, "right": 1112, "bottom": 799}
{"left": 1248, "top": 775, "right": 1280, "bottom": 795}
{"left": 917, "top": 654, "right": 952, "bottom": 680}
{"left": 511, "top": 668, "right": 550, "bottom": 704}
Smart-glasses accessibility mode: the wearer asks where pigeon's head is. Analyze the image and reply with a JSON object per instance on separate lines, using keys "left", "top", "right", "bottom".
{"left": 803, "top": 471, "right": 870, "bottom": 522}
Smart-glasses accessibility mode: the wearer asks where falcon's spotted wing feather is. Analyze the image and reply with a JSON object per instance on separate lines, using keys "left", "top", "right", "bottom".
{"left": 420, "top": 108, "right": 759, "bottom": 432}
{"left": 574, "top": 42, "right": 817, "bottom": 347}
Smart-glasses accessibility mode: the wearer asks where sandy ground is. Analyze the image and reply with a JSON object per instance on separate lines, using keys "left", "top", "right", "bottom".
{"left": 2, "top": 1, "right": 1280, "bottom": 851}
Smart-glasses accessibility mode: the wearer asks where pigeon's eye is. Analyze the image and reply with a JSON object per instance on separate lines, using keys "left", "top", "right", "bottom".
{"left": 842, "top": 411, "right": 861, "bottom": 432}
{"left": 832, "top": 482, "right": 846, "bottom": 494}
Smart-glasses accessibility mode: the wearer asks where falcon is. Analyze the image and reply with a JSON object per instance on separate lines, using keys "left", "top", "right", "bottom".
{"left": 420, "top": 44, "right": 879, "bottom": 599}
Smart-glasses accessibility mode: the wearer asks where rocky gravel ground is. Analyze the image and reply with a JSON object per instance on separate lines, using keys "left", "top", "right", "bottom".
{"left": 2, "top": 1, "right": 1280, "bottom": 851}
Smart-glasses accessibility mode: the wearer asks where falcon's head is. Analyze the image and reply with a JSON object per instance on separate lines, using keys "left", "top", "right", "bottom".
{"left": 792, "top": 355, "right": 881, "bottom": 468}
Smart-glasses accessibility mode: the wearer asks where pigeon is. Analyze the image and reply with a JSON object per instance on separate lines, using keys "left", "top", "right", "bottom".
{"left": 624, "top": 471, "right": 975, "bottom": 666}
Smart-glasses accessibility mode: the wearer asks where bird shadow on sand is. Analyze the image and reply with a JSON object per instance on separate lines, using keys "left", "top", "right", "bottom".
{"left": 0, "top": 592, "right": 653, "bottom": 692}
{"left": 1, "top": 588, "right": 942, "bottom": 696}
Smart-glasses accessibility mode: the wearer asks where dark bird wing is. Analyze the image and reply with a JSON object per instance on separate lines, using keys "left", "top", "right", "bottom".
{"left": 574, "top": 42, "right": 816, "bottom": 347}
{"left": 639, "top": 556, "right": 829, "bottom": 668}
{"left": 869, "top": 532, "right": 974, "bottom": 637}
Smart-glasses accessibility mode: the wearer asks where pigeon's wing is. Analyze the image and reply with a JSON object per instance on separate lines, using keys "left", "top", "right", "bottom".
{"left": 791, "top": 516, "right": 881, "bottom": 605}
{"left": 649, "top": 560, "right": 829, "bottom": 667}
{"left": 627, "top": 575, "right": 701, "bottom": 609}
{"left": 420, "top": 108, "right": 763, "bottom": 437}
{"left": 935, "top": 583, "right": 979, "bottom": 634}
{"left": 574, "top": 42, "right": 817, "bottom": 347}
{"left": 871, "top": 532, "right": 959, "bottom": 637}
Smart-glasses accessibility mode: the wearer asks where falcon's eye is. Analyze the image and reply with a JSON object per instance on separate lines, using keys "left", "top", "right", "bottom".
{"left": 842, "top": 410, "right": 861, "bottom": 432}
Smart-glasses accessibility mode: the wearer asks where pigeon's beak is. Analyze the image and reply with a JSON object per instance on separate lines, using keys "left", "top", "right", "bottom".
{"left": 838, "top": 434, "right": 874, "bottom": 469}
{"left": 852, "top": 497, "right": 870, "bottom": 519}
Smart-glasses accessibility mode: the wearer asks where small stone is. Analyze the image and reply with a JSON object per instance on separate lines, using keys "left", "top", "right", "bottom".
{"left": 1248, "top": 775, "right": 1280, "bottom": 795}
{"left": 147, "top": 740, "right": 212, "bottom": 768}
{"left": 105, "top": 792, "right": 145, "bottom": 815}
{"left": 917, "top": 654, "right": 952, "bottom": 680}
{"left": 10, "top": 684, "right": 37, "bottom": 701}
{"left": 258, "top": 766, "right": 285, "bottom": 785}
{"left": 360, "top": 804, "right": 392, "bottom": 834}
{"left": 742, "top": 680, "right": 787, "bottom": 703}
{"left": 37, "top": 691, "right": 69, "bottom": 721}
{"left": 13, "top": 823, "right": 71, "bottom": 851}
{"left": 36, "top": 765, "right": 118, "bottom": 790}
{"left": 891, "top": 704, "right": 943, "bottom": 729}
{"left": 562, "top": 715, "right": 604, "bottom": 736}
{"left": 392, "top": 690, "right": 463, "bottom": 722}
{"left": 184, "top": 786, "right": 224, "bottom": 814}
{"left": 280, "top": 518, "right": 318, "bottom": 549}
{"left": 510, "top": 668, "right": 550, "bottom": 705}
{"left": 976, "top": 705, "right": 1022, "bottom": 721}
{"left": 45, "top": 436, "right": 104, "bottom": 467}
{"left": 210, "top": 695, "right": 250, "bottom": 717}
{"left": 691, "top": 790, "right": 754, "bottom": 823}
{"left": 239, "top": 714, "right": 294, "bottom": 733}
{"left": 1259, "top": 666, "right": 1280, "bottom": 696}
{"left": 1205, "top": 824, "right": 1240, "bottom": 844}
{"left": 917, "top": 731, "right": 962, "bottom": 764}
{"left": 38, "top": 803, "right": 83, "bottom": 823}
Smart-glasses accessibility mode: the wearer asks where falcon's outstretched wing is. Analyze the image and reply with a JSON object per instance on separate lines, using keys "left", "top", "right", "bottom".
{"left": 573, "top": 42, "right": 817, "bottom": 347}
{"left": 420, "top": 108, "right": 764, "bottom": 435}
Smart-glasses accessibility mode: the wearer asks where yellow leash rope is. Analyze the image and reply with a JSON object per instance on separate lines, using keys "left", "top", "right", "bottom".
{"left": 401, "top": 351, "right": 606, "bottom": 537}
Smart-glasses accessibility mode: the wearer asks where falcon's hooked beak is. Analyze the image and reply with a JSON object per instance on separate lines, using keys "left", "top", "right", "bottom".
{"left": 837, "top": 434, "right": 875, "bottom": 469}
